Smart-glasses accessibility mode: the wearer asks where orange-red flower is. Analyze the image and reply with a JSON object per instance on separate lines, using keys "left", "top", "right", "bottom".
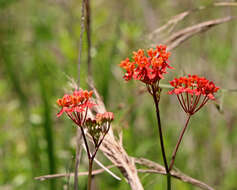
{"left": 169, "top": 75, "right": 219, "bottom": 115}
{"left": 119, "top": 45, "right": 173, "bottom": 84}
{"left": 56, "top": 89, "right": 95, "bottom": 126}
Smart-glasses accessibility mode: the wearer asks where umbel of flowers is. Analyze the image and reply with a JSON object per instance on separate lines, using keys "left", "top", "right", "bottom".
{"left": 168, "top": 75, "right": 219, "bottom": 171}
{"left": 57, "top": 89, "right": 114, "bottom": 190}
{"left": 169, "top": 75, "right": 219, "bottom": 115}
{"left": 120, "top": 45, "right": 173, "bottom": 85}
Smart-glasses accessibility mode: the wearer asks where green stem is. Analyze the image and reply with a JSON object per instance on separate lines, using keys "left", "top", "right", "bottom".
{"left": 151, "top": 85, "right": 171, "bottom": 190}
{"left": 87, "top": 159, "right": 93, "bottom": 190}
{"left": 167, "top": 173, "right": 171, "bottom": 190}
{"left": 169, "top": 114, "right": 191, "bottom": 171}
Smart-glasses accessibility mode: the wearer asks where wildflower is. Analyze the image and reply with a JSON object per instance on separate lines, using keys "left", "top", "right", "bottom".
{"left": 86, "top": 112, "right": 114, "bottom": 146}
{"left": 169, "top": 75, "right": 219, "bottom": 115}
{"left": 56, "top": 89, "right": 95, "bottom": 126}
{"left": 57, "top": 89, "right": 114, "bottom": 190}
{"left": 119, "top": 45, "right": 173, "bottom": 85}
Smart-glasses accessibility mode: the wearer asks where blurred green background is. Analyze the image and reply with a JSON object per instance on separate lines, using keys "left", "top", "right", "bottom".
{"left": 1, "top": 0, "right": 237, "bottom": 189}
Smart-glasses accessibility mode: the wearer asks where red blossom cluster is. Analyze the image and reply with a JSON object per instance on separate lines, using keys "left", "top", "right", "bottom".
{"left": 57, "top": 89, "right": 114, "bottom": 152}
{"left": 169, "top": 75, "right": 220, "bottom": 115}
{"left": 119, "top": 45, "right": 173, "bottom": 84}
{"left": 56, "top": 89, "right": 95, "bottom": 126}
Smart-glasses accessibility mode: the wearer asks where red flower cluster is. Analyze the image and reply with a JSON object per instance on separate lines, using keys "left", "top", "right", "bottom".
{"left": 169, "top": 75, "right": 219, "bottom": 115}
{"left": 56, "top": 89, "right": 95, "bottom": 126}
{"left": 119, "top": 45, "right": 173, "bottom": 84}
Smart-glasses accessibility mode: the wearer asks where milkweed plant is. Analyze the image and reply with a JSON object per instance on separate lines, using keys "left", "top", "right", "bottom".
{"left": 57, "top": 89, "right": 114, "bottom": 190}
{"left": 119, "top": 45, "right": 219, "bottom": 190}
{"left": 57, "top": 45, "right": 219, "bottom": 190}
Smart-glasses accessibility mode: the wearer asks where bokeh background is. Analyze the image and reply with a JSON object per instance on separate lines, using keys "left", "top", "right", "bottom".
{"left": 1, "top": 0, "right": 237, "bottom": 189}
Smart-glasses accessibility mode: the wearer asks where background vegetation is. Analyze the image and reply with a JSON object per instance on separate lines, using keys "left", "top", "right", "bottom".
{"left": 0, "top": 0, "right": 237, "bottom": 189}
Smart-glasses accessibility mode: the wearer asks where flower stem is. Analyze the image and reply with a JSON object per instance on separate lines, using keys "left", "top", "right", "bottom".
{"left": 80, "top": 127, "right": 91, "bottom": 160}
{"left": 151, "top": 85, "right": 170, "bottom": 190}
{"left": 169, "top": 114, "right": 191, "bottom": 171}
{"left": 87, "top": 159, "right": 93, "bottom": 190}
{"left": 167, "top": 173, "right": 171, "bottom": 190}
{"left": 86, "top": 123, "right": 110, "bottom": 190}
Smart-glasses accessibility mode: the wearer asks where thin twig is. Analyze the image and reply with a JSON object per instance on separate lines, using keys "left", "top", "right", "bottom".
{"left": 34, "top": 165, "right": 116, "bottom": 180}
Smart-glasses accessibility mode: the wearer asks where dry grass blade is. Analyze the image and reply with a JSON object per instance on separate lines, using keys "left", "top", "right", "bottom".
{"left": 34, "top": 165, "right": 116, "bottom": 181}
{"left": 149, "top": 11, "right": 190, "bottom": 39}
{"left": 214, "top": 2, "right": 237, "bottom": 7}
{"left": 135, "top": 157, "right": 215, "bottom": 190}
{"left": 164, "top": 16, "right": 235, "bottom": 51}
{"left": 149, "top": 1, "right": 237, "bottom": 40}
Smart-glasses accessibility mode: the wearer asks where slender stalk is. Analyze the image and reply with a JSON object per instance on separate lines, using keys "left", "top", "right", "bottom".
{"left": 151, "top": 85, "right": 170, "bottom": 190}
{"left": 87, "top": 159, "right": 93, "bottom": 190}
{"left": 194, "top": 96, "right": 209, "bottom": 114}
{"left": 167, "top": 173, "right": 171, "bottom": 190}
{"left": 190, "top": 94, "right": 201, "bottom": 113}
{"left": 85, "top": 0, "right": 92, "bottom": 79}
{"left": 77, "top": 0, "right": 85, "bottom": 85}
{"left": 75, "top": 1, "right": 86, "bottom": 188}
{"left": 80, "top": 127, "right": 91, "bottom": 160}
{"left": 186, "top": 92, "right": 190, "bottom": 110}
{"left": 169, "top": 114, "right": 191, "bottom": 171}
{"left": 181, "top": 93, "right": 188, "bottom": 111}
{"left": 177, "top": 95, "right": 187, "bottom": 112}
